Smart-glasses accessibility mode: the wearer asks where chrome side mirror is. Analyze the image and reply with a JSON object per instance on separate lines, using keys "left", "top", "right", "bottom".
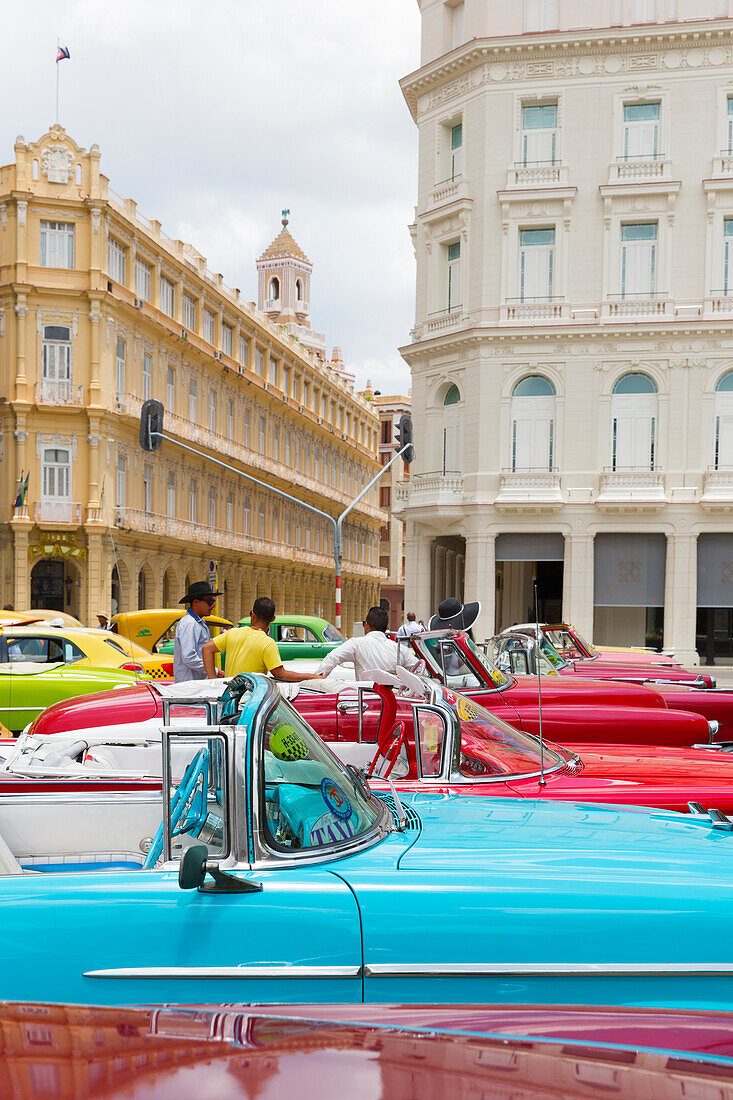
{"left": 178, "top": 843, "right": 262, "bottom": 895}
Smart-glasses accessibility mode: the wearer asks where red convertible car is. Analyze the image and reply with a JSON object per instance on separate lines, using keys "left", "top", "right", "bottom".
{"left": 9, "top": 676, "right": 733, "bottom": 817}
{"left": 23, "top": 631, "right": 720, "bottom": 750}
{"left": 533, "top": 621, "right": 681, "bottom": 666}
{"left": 498, "top": 626, "right": 715, "bottom": 687}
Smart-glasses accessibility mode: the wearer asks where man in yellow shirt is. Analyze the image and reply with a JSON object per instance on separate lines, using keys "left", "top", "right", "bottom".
{"left": 202, "top": 597, "right": 317, "bottom": 683}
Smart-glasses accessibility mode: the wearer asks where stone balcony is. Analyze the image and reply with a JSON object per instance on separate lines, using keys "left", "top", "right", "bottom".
{"left": 608, "top": 155, "right": 672, "bottom": 183}
{"left": 393, "top": 472, "right": 463, "bottom": 513}
{"left": 494, "top": 470, "right": 563, "bottom": 512}
{"left": 420, "top": 306, "right": 468, "bottom": 338}
{"left": 700, "top": 468, "right": 733, "bottom": 509}
{"left": 602, "top": 294, "right": 672, "bottom": 321}
{"left": 35, "top": 379, "right": 84, "bottom": 406}
{"left": 33, "top": 501, "right": 82, "bottom": 525}
{"left": 705, "top": 293, "right": 733, "bottom": 318}
{"left": 505, "top": 162, "right": 569, "bottom": 188}
{"left": 115, "top": 509, "right": 385, "bottom": 579}
{"left": 712, "top": 152, "right": 733, "bottom": 177}
{"left": 597, "top": 469, "right": 666, "bottom": 511}
{"left": 500, "top": 298, "right": 568, "bottom": 323}
{"left": 429, "top": 174, "right": 469, "bottom": 210}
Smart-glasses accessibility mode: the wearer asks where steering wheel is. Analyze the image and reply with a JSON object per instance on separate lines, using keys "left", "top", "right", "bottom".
{"left": 143, "top": 747, "right": 210, "bottom": 869}
{"left": 369, "top": 722, "right": 407, "bottom": 780}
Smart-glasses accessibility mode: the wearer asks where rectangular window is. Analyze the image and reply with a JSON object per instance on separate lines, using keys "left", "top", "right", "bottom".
{"left": 303, "top": 380, "right": 310, "bottom": 407}
{"left": 42, "top": 448, "right": 71, "bottom": 501}
{"left": 116, "top": 456, "right": 127, "bottom": 510}
{"left": 270, "top": 357, "right": 278, "bottom": 386}
{"left": 227, "top": 492, "right": 234, "bottom": 529}
{"left": 314, "top": 450, "right": 320, "bottom": 481}
{"left": 160, "top": 276, "right": 175, "bottom": 318}
{"left": 273, "top": 509, "right": 279, "bottom": 542}
{"left": 322, "top": 394, "right": 328, "bottom": 419}
{"left": 450, "top": 122, "right": 463, "bottom": 179}
{"left": 209, "top": 389, "right": 216, "bottom": 433}
{"left": 182, "top": 293, "right": 196, "bottom": 331}
{"left": 258, "top": 504, "right": 265, "bottom": 540}
{"left": 273, "top": 424, "right": 280, "bottom": 461}
{"left": 293, "top": 374, "right": 301, "bottom": 402}
{"left": 259, "top": 415, "right": 266, "bottom": 453}
{"left": 623, "top": 101, "right": 660, "bottom": 161}
{"left": 167, "top": 473, "right": 176, "bottom": 518}
{"left": 524, "top": 0, "right": 558, "bottom": 31}
{"left": 724, "top": 218, "right": 733, "bottom": 295}
{"left": 243, "top": 496, "right": 250, "bottom": 534}
{"left": 115, "top": 338, "right": 126, "bottom": 394}
{"left": 632, "top": 0, "right": 656, "bottom": 21}
{"left": 108, "top": 238, "right": 126, "bottom": 284}
{"left": 40, "top": 221, "right": 74, "bottom": 268}
{"left": 244, "top": 407, "right": 251, "bottom": 447}
{"left": 621, "top": 222, "right": 657, "bottom": 298}
{"left": 522, "top": 103, "right": 558, "bottom": 166}
{"left": 42, "top": 326, "right": 71, "bottom": 382}
{"left": 451, "top": 1, "right": 465, "bottom": 48}
{"left": 166, "top": 366, "right": 175, "bottom": 413}
{"left": 189, "top": 378, "right": 197, "bottom": 422}
{"left": 203, "top": 308, "right": 216, "bottom": 344}
{"left": 380, "top": 486, "right": 391, "bottom": 508}
{"left": 255, "top": 347, "right": 265, "bottom": 377}
{"left": 135, "top": 258, "right": 151, "bottom": 301}
{"left": 447, "top": 241, "right": 461, "bottom": 312}
{"left": 142, "top": 353, "right": 152, "bottom": 401}
{"left": 239, "top": 334, "right": 250, "bottom": 367}
{"left": 285, "top": 430, "right": 291, "bottom": 466}
{"left": 189, "top": 479, "right": 197, "bottom": 523}
{"left": 519, "top": 227, "right": 555, "bottom": 301}
{"left": 283, "top": 367, "right": 290, "bottom": 396}
{"left": 227, "top": 399, "right": 234, "bottom": 440}
{"left": 222, "top": 322, "right": 233, "bottom": 357}
{"left": 209, "top": 487, "right": 216, "bottom": 528}
{"left": 143, "top": 464, "right": 153, "bottom": 513}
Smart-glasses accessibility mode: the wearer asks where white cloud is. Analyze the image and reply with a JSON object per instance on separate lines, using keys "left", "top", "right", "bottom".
{"left": 1, "top": 0, "right": 419, "bottom": 394}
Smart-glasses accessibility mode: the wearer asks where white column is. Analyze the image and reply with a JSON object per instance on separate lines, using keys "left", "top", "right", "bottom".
{"left": 465, "top": 532, "right": 495, "bottom": 642}
{"left": 562, "top": 533, "right": 595, "bottom": 640}
{"left": 405, "top": 522, "right": 432, "bottom": 623}
{"left": 664, "top": 533, "right": 699, "bottom": 665}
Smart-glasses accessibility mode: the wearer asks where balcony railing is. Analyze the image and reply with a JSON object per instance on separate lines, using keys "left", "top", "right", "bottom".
{"left": 603, "top": 293, "right": 671, "bottom": 319}
{"left": 502, "top": 297, "right": 567, "bottom": 322}
{"left": 115, "top": 509, "right": 384, "bottom": 578}
{"left": 609, "top": 154, "right": 670, "bottom": 182}
{"left": 114, "top": 393, "right": 385, "bottom": 522}
{"left": 431, "top": 175, "right": 465, "bottom": 207}
{"left": 35, "top": 379, "right": 84, "bottom": 406}
{"left": 507, "top": 161, "right": 568, "bottom": 188}
{"left": 597, "top": 468, "right": 666, "bottom": 508}
{"left": 409, "top": 471, "right": 463, "bottom": 495}
{"left": 495, "top": 468, "right": 563, "bottom": 510}
{"left": 701, "top": 467, "right": 733, "bottom": 507}
{"left": 264, "top": 298, "right": 281, "bottom": 312}
{"left": 713, "top": 150, "right": 733, "bottom": 176}
{"left": 425, "top": 306, "right": 465, "bottom": 336}
{"left": 34, "top": 501, "right": 82, "bottom": 524}
{"left": 706, "top": 291, "right": 733, "bottom": 316}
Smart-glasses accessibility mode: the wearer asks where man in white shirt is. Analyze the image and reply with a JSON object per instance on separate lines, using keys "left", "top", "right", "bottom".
{"left": 396, "top": 612, "right": 423, "bottom": 641}
{"left": 315, "top": 606, "right": 422, "bottom": 682}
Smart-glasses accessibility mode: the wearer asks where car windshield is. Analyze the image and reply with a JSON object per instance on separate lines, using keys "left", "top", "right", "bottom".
{"left": 421, "top": 635, "right": 511, "bottom": 690}
{"left": 488, "top": 636, "right": 561, "bottom": 677}
{"left": 545, "top": 627, "right": 597, "bottom": 660}
{"left": 261, "top": 699, "right": 383, "bottom": 853}
{"left": 451, "top": 692, "right": 564, "bottom": 779}
{"left": 538, "top": 634, "right": 569, "bottom": 670}
{"left": 322, "top": 624, "right": 344, "bottom": 642}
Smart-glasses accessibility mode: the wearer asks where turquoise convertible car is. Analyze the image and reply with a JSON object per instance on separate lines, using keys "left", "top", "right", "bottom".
{"left": 3, "top": 673, "right": 733, "bottom": 1008}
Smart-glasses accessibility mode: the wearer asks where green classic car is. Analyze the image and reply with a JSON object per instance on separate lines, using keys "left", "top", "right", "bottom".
{"left": 0, "top": 663, "right": 149, "bottom": 734}
{"left": 236, "top": 615, "right": 345, "bottom": 662}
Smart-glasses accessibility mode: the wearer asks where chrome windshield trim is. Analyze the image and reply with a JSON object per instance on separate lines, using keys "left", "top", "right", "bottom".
{"left": 84, "top": 964, "right": 362, "bottom": 980}
{"left": 364, "top": 962, "right": 733, "bottom": 978}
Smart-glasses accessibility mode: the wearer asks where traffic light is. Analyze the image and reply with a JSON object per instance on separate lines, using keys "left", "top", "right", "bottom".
{"left": 395, "top": 413, "right": 414, "bottom": 466}
{"left": 139, "top": 399, "right": 164, "bottom": 452}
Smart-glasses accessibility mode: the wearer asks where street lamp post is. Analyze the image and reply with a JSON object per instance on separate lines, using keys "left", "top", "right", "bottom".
{"left": 139, "top": 399, "right": 413, "bottom": 632}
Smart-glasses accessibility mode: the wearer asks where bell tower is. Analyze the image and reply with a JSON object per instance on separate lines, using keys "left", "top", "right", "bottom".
{"left": 256, "top": 211, "right": 312, "bottom": 326}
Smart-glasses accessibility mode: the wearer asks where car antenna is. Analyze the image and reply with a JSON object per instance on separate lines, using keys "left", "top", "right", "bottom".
{"left": 534, "top": 581, "right": 546, "bottom": 787}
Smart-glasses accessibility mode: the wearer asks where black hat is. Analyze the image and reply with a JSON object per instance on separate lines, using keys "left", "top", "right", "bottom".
{"left": 429, "top": 597, "right": 481, "bottom": 632}
{"left": 179, "top": 580, "right": 222, "bottom": 604}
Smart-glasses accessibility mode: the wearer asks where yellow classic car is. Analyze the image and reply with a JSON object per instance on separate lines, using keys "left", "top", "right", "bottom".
{"left": 111, "top": 610, "right": 232, "bottom": 661}
{"left": 0, "top": 625, "right": 172, "bottom": 679}
{"left": 0, "top": 610, "right": 84, "bottom": 628}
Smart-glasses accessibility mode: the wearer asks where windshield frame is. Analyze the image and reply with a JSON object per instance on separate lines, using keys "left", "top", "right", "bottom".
{"left": 416, "top": 632, "right": 512, "bottom": 695}
{"left": 248, "top": 692, "right": 391, "bottom": 867}
{"left": 445, "top": 691, "right": 566, "bottom": 783}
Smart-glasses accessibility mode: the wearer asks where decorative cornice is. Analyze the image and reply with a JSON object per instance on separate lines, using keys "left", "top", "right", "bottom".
{"left": 401, "top": 20, "right": 733, "bottom": 121}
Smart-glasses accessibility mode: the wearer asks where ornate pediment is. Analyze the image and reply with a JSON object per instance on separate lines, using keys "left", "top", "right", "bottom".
{"left": 41, "top": 144, "right": 74, "bottom": 184}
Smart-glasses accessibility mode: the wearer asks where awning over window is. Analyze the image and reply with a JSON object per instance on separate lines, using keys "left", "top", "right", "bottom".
{"left": 594, "top": 533, "right": 666, "bottom": 607}
{"left": 495, "top": 534, "right": 564, "bottom": 562}
{"left": 697, "top": 534, "right": 733, "bottom": 608}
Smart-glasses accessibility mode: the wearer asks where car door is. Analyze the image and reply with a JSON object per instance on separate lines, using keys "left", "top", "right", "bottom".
{"left": 1, "top": 634, "right": 69, "bottom": 731}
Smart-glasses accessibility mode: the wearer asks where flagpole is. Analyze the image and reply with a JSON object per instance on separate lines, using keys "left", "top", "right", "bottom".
{"left": 56, "top": 38, "right": 60, "bottom": 123}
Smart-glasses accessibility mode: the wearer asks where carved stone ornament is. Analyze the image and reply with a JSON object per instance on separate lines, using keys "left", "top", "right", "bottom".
{"left": 0, "top": 205, "right": 5, "bottom": 229}
{"left": 41, "top": 145, "right": 74, "bottom": 185}
{"left": 16, "top": 202, "right": 27, "bottom": 228}
{"left": 91, "top": 209, "right": 101, "bottom": 233}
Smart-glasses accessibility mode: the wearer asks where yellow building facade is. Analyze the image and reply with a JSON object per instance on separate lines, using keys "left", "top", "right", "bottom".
{"left": 0, "top": 127, "right": 385, "bottom": 628}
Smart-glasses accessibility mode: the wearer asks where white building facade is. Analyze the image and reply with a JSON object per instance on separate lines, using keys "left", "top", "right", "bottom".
{"left": 398, "top": 0, "right": 733, "bottom": 664}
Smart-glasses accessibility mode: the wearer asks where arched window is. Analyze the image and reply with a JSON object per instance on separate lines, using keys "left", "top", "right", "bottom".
{"left": 441, "top": 385, "right": 461, "bottom": 474}
{"left": 268, "top": 277, "right": 280, "bottom": 301}
{"left": 137, "top": 569, "right": 146, "bottom": 609}
{"left": 295, "top": 278, "right": 304, "bottom": 303}
{"left": 611, "top": 372, "right": 658, "bottom": 471}
{"left": 714, "top": 371, "right": 733, "bottom": 469}
{"left": 510, "top": 375, "right": 556, "bottom": 471}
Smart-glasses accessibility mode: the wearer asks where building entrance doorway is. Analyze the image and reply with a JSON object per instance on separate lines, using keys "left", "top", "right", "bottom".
{"left": 30, "top": 559, "right": 82, "bottom": 616}
{"left": 495, "top": 534, "right": 564, "bottom": 631}
{"left": 696, "top": 534, "right": 733, "bottom": 665}
{"left": 430, "top": 536, "right": 465, "bottom": 612}
{"left": 593, "top": 533, "right": 665, "bottom": 650}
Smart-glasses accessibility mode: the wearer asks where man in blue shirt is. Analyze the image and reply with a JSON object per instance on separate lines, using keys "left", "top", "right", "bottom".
{"left": 173, "top": 581, "right": 221, "bottom": 682}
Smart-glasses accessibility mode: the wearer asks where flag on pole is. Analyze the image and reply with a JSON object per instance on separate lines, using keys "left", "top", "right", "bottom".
{"left": 12, "top": 471, "right": 29, "bottom": 510}
{"left": 56, "top": 45, "right": 70, "bottom": 62}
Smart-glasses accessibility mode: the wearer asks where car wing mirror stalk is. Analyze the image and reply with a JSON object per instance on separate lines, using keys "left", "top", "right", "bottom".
{"left": 178, "top": 844, "right": 262, "bottom": 894}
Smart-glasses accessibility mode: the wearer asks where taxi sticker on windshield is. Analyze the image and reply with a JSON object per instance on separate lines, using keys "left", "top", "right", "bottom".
{"left": 321, "top": 778, "right": 352, "bottom": 820}
{"left": 442, "top": 688, "right": 457, "bottom": 705}
{"left": 310, "top": 811, "right": 356, "bottom": 846}
{"left": 456, "top": 696, "right": 478, "bottom": 722}
{"left": 420, "top": 711, "right": 443, "bottom": 754}
{"left": 489, "top": 669, "right": 505, "bottom": 685}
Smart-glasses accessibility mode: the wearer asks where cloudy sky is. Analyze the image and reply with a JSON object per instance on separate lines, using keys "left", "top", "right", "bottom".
{"left": 2, "top": 1, "right": 421, "bottom": 394}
